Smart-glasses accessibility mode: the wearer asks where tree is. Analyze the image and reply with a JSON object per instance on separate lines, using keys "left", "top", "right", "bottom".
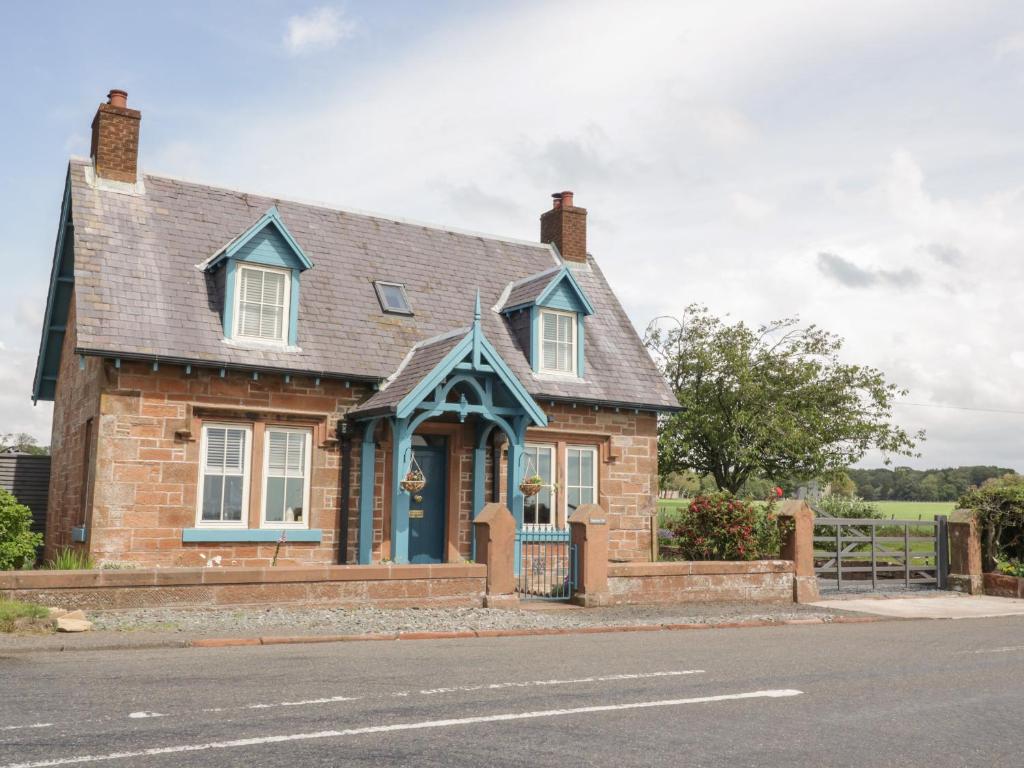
{"left": 645, "top": 305, "right": 922, "bottom": 494}
{"left": 958, "top": 473, "right": 1024, "bottom": 570}
{"left": 0, "top": 433, "right": 49, "bottom": 456}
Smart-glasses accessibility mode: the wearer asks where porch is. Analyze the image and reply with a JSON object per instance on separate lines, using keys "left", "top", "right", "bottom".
{"left": 349, "top": 294, "right": 548, "bottom": 566}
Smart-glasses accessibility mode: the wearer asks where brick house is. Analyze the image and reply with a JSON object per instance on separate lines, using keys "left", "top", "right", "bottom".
{"left": 33, "top": 90, "right": 678, "bottom": 570}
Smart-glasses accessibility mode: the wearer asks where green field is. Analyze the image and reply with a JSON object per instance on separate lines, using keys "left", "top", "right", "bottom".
{"left": 657, "top": 498, "right": 955, "bottom": 521}
{"left": 873, "top": 501, "right": 955, "bottom": 519}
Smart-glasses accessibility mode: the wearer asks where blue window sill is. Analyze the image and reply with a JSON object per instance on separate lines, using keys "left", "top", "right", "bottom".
{"left": 182, "top": 528, "right": 322, "bottom": 543}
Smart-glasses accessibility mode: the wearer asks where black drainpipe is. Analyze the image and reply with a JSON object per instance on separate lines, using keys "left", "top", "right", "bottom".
{"left": 491, "top": 432, "right": 503, "bottom": 503}
{"left": 337, "top": 420, "right": 353, "bottom": 564}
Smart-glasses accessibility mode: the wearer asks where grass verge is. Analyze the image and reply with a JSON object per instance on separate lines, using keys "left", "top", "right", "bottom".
{"left": 0, "top": 599, "right": 50, "bottom": 633}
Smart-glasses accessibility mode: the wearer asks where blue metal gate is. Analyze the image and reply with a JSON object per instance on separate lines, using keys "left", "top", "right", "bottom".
{"left": 515, "top": 529, "right": 576, "bottom": 601}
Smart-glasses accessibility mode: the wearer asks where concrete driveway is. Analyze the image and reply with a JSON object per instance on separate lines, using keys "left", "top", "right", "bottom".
{"left": 812, "top": 593, "right": 1024, "bottom": 619}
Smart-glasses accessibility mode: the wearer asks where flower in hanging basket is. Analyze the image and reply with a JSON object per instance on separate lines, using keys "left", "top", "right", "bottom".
{"left": 400, "top": 469, "right": 426, "bottom": 494}
{"left": 519, "top": 474, "right": 544, "bottom": 498}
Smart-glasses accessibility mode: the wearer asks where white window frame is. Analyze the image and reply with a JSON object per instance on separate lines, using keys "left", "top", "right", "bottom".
{"left": 565, "top": 445, "right": 599, "bottom": 525}
{"left": 538, "top": 308, "right": 578, "bottom": 376}
{"left": 195, "top": 423, "right": 252, "bottom": 529}
{"left": 260, "top": 426, "right": 313, "bottom": 530}
{"left": 522, "top": 442, "right": 557, "bottom": 529}
{"left": 233, "top": 263, "right": 291, "bottom": 344}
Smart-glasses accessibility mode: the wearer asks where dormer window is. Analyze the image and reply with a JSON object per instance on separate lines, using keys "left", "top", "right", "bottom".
{"left": 375, "top": 281, "right": 413, "bottom": 315}
{"left": 200, "top": 206, "right": 313, "bottom": 348}
{"left": 236, "top": 264, "right": 290, "bottom": 342}
{"left": 539, "top": 309, "right": 577, "bottom": 375}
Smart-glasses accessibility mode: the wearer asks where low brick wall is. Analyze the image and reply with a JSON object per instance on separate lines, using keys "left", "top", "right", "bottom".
{"left": 0, "top": 564, "right": 487, "bottom": 611}
{"left": 983, "top": 572, "right": 1024, "bottom": 599}
{"left": 607, "top": 560, "right": 795, "bottom": 605}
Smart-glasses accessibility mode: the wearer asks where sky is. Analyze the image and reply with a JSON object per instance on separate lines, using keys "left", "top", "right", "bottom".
{"left": 2, "top": 0, "right": 1024, "bottom": 471}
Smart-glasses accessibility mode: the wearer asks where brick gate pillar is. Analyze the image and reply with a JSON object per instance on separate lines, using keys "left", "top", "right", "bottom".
{"left": 779, "top": 500, "right": 820, "bottom": 603}
{"left": 473, "top": 503, "right": 518, "bottom": 608}
{"left": 569, "top": 504, "right": 610, "bottom": 607}
{"left": 948, "top": 509, "right": 983, "bottom": 594}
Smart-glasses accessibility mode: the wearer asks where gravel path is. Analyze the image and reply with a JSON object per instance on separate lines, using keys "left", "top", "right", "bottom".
{"left": 89, "top": 601, "right": 846, "bottom": 636}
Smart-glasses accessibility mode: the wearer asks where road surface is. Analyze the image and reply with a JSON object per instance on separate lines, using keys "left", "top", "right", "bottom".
{"left": 1, "top": 616, "right": 1022, "bottom": 767}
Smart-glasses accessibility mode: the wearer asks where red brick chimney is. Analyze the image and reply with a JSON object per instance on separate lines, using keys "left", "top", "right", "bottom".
{"left": 540, "top": 190, "right": 587, "bottom": 263}
{"left": 90, "top": 89, "right": 141, "bottom": 183}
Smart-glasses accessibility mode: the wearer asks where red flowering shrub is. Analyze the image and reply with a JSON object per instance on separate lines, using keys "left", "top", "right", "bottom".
{"left": 664, "top": 493, "right": 781, "bottom": 561}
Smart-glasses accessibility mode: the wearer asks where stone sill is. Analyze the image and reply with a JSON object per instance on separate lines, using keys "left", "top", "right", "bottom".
{"left": 0, "top": 563, "right": 487, "bottom": 591}
{"left": 182, "top": 528, "right": 322, "bottom": 543}
{"left": 609, "top": 560, "right": 794, "bottom": 578}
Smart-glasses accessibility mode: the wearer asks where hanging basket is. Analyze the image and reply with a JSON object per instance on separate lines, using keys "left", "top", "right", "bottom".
{"left": 519, "top": 477, "right": 543, "bottom": 498}
{"left": 400, "top": 470, "right": 426, "bottom": 494}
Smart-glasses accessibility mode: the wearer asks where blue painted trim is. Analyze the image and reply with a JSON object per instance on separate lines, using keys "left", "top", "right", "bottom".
{"left": 205, "top": 207, "right": 313, "bottom": 273}
{"left": 71, "top": 526, "right": 87, "bottom": 543}
{"left": 529, "top": 305, "right": 539, "bottom": 372}
{"left": 358, "top": 418, "right": 380, "bottom": 564}
{"left": 394, "top": 322, "right": 547, "bottom": 427}
{"left": 223, "top": 259, "right": 237, "bottom": 338}
{"left": 577, "top": 314, "right": 586, "bottom": 377}
{"left": 288, "top": 270, "right": 301, "bottom": 346}
{"left": 182, "top": 528, "right": 322, "bottom": 543}
{"left": 535, "top": 267, "right": 595, "bottom": 315}
{"left": 32, "top": 172, "right": 74, "bottom": 403}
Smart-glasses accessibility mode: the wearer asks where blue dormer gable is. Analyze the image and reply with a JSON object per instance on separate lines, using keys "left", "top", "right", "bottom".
{"left": 500, "top": 266, "right": 594, "bottom": 378}
{"left": 202, "top": 207, "right": 313, "bottom": 347}
{"left": 534, "top": 267, "right": 595, "bottom": 315}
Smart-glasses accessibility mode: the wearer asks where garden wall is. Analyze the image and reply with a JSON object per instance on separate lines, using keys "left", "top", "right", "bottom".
{"left": 0, "top": 563, "right": 486, "bottom": 611}
{"left": 606, "top": 560, "right": 795, "bottom": 605}
{"left": 983, "top": 572, "right": 1024, "bottom": 599}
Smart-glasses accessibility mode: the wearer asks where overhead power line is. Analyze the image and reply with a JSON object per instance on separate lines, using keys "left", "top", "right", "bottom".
{"left": 895, "top": 401, "right": 1024, "bottom": 416}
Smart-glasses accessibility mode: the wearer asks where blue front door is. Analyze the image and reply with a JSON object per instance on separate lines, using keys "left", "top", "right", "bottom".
{"left": 408, "top": 442, "right": 447, "bottom": 564}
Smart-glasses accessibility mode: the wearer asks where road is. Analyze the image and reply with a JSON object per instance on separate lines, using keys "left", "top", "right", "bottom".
{"left": 1, "top": 616, "right": 1022, "bottom": 767}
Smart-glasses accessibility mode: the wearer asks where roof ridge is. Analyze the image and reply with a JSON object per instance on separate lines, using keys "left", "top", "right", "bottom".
{"left": 68, "top": 156, "right": 561, "bottom": 253}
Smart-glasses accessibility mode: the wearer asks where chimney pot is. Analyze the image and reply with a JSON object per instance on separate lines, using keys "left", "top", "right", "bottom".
{"left": 539, "top": 190, "right": 587, "bottom": 263}
{"left": 107, "top": 89, "right": 128, "bottom": 109}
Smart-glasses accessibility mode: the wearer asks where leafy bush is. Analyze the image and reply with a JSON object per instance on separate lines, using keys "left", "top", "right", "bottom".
{"left": 996, "top": 560, "right": 1024, "bottom": 578}
{"left": 661, "top": 493, "right": 783, "bottom": 561}
{"left": 958, "top": 474, "right": 1024, "bottom": 571}
{"left": 0, "top": 489, "right": 42, "bottom": 570}
{"left": 0, "top": 599, "right": 49, "bottom": 633}
{"left": 46, "top": 547, "right": 94, "bottom": 570}
{"left": 816, "top": 495, "right": 882, "bottom": 520}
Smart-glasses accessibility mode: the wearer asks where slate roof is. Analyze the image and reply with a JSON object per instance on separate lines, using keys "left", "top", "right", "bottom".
{"left": 58, "top": 158, "right": 677, "bottom": 410}
{"left": 498, "top": 268, "right": 561, "bottom": 311}
{"left": 354, "top": 330, "right": 466, "bottom": 414}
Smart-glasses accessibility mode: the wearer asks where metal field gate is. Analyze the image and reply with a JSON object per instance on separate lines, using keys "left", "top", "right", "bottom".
{"left": 515, "top": 529, "right": 577, "bottom": 601}
{"left": 814, "top": 516, "right": 949, "bottom": 591}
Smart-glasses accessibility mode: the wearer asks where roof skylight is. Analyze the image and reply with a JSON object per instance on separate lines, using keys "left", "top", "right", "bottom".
{"left": 374, "top": 281, "right": 413, "bottom": 315}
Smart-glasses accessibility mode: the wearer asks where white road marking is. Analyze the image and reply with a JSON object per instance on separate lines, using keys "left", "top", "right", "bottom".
{"left": 1, "top": 668, "right": 703, "bottom": 733}
{"left": 0, "top": 689, "right": 803, "bottom": 768}
{"left": 959, "top": 645, "right": 1024, "bottom": 655}
{"left": 408, "top": 669, "right": 704, "bottom": 696}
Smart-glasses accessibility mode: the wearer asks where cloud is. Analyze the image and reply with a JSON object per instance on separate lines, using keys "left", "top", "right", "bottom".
{"left": 816, "top": 252, "right": 922, "bottom": 289}
{"left": 283, "top": 7, "right": 356, "bottom": 55}
{"left": 924, "top": 242, "right": 964, "bottom": 266}
{"left": 995, "top": 32, "right": 1024, "bottom": 60}
{"left": 731, "top": 192, "right": 774, "bottom": 222}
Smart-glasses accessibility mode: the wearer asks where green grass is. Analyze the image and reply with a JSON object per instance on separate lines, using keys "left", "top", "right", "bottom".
{"left": 46, "top": 547, "right": 94, "bottom": 570}
{"left": 873, "top": 501, "right": 956, "bottom": 520}
{"left": 657, "top": 498, "right": 956, "bottom": 524}
{"left": 0, "top": 599, "right": 49, "bottom": 633}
